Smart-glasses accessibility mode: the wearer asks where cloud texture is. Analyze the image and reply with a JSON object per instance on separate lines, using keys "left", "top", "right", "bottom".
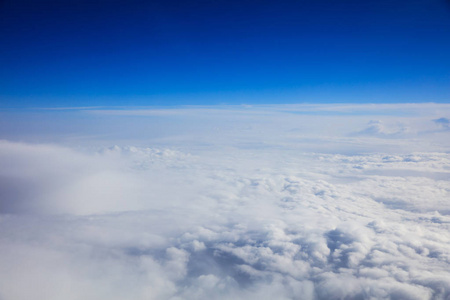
{"left": 0, "top": 104, "right": 450, "bottom": 299}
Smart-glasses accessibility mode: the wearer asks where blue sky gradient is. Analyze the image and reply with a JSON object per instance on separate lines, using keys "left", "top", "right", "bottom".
{"left": 1, "top": 0, "right": 450, "bottom": 107}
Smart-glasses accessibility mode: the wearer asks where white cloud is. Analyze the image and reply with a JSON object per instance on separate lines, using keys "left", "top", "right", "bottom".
{"left": 354, "top": 120, "right": 410, "bottom": 137}
{"left": 433, "top": 117, "right": 450, "bottom": 130}
{"left": 0, "top": 104, "right": 450, "bottom": 299}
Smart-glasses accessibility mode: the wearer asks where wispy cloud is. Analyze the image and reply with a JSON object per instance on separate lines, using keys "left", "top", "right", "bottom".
{"left": 433, "top": 117, "right": 450, "bottom": 130}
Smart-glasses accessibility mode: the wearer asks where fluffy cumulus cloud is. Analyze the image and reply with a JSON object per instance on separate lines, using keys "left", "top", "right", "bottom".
{"left": 0, "top": 104, "right": 450, "bottom": 300}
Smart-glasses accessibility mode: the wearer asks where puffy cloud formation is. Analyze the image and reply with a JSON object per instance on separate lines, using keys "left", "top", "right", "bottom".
{"left": 0, "top": 104, "right": 450, "bottom": 300}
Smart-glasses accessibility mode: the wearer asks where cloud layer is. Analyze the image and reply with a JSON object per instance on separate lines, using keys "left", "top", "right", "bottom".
{"left": 0, "top": 104, "right": 450, "bottom": 299}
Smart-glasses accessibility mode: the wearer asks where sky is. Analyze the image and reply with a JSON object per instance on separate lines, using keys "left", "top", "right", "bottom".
{"left": 1, "top": 1, "right": 450, "bottom": 299}
{"left": 1, "top": 0, "right": 450, "bottom": 107}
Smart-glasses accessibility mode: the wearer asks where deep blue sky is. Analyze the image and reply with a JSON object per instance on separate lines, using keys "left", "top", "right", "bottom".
{"left": 1, "top": 0, "right": 450, "bottom": 107}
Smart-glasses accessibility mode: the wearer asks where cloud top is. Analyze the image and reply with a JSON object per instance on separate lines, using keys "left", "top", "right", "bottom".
{"left": 1, "top": 104, "right": 450, "bottom": 299}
